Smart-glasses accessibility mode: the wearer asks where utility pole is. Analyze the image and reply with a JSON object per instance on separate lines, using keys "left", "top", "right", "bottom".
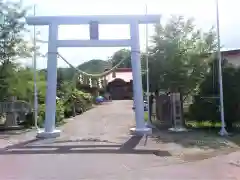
{"left": 33, "top": 4, "right": 39, "bottom": 130}
{"left": 216, "top": 0, "right": 228, "bottom": 136}
{"left": 145, "top": 4, "right": 154, "bottom": 128}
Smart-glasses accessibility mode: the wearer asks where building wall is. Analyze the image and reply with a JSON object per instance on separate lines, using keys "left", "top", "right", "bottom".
{"left": 224, "top": 55, "right": 240, "bottom": 67}
{"left": 105, "top": 71, "right": 133, "bottom": 83}
{"left": 106, "top": 79, "right": 133, "bottom": 100}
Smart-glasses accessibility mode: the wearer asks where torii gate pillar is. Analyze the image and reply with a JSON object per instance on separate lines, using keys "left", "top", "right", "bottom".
{"left": 26, "top": 15, "right": 160, "bottom": 138}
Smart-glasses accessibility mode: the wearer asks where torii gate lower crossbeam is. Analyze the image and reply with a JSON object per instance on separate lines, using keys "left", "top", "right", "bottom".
{"left": 26, "top": 15, "right": 160, "bottom": 138}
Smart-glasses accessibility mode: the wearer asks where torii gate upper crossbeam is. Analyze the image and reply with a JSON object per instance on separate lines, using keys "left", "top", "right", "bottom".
{"left": 26, "top": 15, "right": 160, "bottom": 25}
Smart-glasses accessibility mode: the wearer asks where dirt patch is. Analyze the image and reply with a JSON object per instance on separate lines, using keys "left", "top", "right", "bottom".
{"left": 150, "top": 129, "right": 240, "bottom": 162}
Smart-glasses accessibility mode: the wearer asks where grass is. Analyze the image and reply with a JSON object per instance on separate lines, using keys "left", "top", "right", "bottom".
{"left": 144, "top": 110, "right": 222, "bottom": 128}
{"left": 186, "top": 121, "right": 222, "bottom": 128}
{"left": 144, "top": 111, "right": 149, "bottom": 121}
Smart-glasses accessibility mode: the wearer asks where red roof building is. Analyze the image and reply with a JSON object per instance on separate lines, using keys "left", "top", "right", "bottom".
{"left": 105, "top": 68, "right": 133, "bottom": 83}
{"left": 105, "top": 68, "right": 133, "bottom": 100}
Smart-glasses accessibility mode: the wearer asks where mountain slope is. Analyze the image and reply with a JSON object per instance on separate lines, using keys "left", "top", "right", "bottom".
{"left": 77, "top": 59, "right": 110, "bottom": 74}
{"left": 40, "top": 59, "right": 111, "bottom": 81}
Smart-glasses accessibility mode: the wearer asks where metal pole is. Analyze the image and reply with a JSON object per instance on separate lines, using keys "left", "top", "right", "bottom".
{"left": 0, "top": 14, "right": 4, "bottom": 25}
{"left": 130, "top": 22, "right": 146, "bottom": 131}
{"left": 33, "top": 4, "right": 39, "bottom": 129}
{"left": 145, "top": 4, "right": 153, "bottom": 127}
{"left": 216, "top": 0, "right": 228, "bottom": 136}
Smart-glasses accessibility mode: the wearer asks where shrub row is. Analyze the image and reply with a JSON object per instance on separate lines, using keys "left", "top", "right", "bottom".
{"left": 24, "top": 90, "right": 93, "bottom": 128}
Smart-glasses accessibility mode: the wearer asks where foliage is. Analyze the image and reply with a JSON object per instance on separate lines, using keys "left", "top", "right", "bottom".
{"left": 38, "top": 99, "right": 65, "bottom": 127}
{"left": 188, "top": 60, "right": 240, "bottom": 131}
{"left": 0, "top": 0, "right": 34, "bottom": 62}
{"left": 62, "top": 86, "right": 93, "bottom": 118}
{"left": 0, "top": 61, "right": 17, "bottom": 100}
{"left": 55, "top": 78, "right": 93, "bottom": 118}
{"left": 11, "top": 67, "right": 45, "bottom": 101}
{"left": 0, "top": 0, "right": 36, "bottom": 100}
{"left": 109, "top": 49, "right": 132, "bottom": 68}
{"left": 57, "top": 68, "right": 65, "bottom": 91}
{"left": 0, "top": 58, "right": 47, "bottom": 102}
{"left": 108, "top": 48, "right": 147, "bottom": 72}
{"left": 148, "top": 16, "right": 217, "bottom": 96}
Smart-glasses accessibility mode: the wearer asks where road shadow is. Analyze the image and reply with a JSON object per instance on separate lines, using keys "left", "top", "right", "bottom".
{"left": 0, "top": 135, "right": 171, "bottom": 157}
{"left": 119, "top": 135, "right": 143, "bottom": 150}
{"left": 1, "top": 138, "right": 39, "bottom": 151}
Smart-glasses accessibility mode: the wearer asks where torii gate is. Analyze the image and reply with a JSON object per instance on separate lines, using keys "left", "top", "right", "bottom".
{"left": 26, "top": 15, "right": 160, "bottom": 138}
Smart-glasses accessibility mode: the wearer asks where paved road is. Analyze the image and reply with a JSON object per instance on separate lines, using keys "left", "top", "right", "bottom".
{"left": 0, "top": 100, "right": 240, "bottom": 180}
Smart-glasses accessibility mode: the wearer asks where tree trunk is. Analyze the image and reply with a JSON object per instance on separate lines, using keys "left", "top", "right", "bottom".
{"left": 179, "top": 91, "right": 186, "bottom": 128}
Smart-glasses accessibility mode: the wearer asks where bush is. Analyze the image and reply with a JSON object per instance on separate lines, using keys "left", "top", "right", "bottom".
{"left": 38, "top": 99, "right": 65, "bottom": 127}
{"left": 73, "top": 89, "right": 93, "bottom": 109}
{"left": 20, "top": 112, "right": 34, "bottom": 128}
{"left": 188, "top": 60, "right": 240, "bottom": 131}
{"left": 22, "top": 84, "right": 94, "bottom": 127}
{"left": 63, "top": 89, "right": 93, "bottom": 118}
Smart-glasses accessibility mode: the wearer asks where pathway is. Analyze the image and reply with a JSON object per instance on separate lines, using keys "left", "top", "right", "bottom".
{"left": 0, "top": 100, "right": 239, "bottom": 179}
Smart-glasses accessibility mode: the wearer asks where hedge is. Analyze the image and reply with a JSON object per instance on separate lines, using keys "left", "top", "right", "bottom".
{"left": 188, "top": 60, "right": 240, "bottom": 131}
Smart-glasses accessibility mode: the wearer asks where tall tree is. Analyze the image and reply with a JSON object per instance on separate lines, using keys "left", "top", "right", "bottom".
{"left": 0, "top": 0, "right": 34, "bottom": 100}
{"left": 148, "top": 16, "right": 217, "bottom": 97}
{"left": 109, "top": 49, "right": 132, "bottom": 68}
{"left": 0, "top": 0, "right": 33, "bottom": 62}
{"left": 11, "top": 67, "right": 46, "bottom": 102}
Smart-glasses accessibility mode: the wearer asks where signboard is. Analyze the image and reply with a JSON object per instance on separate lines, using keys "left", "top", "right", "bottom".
{"left": 89, "top": 21, "right": 99, "bottom": 40}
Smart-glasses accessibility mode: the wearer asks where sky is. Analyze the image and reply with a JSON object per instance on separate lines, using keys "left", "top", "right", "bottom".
{"left": 20, "top": 0, "right": 240, "bottom": 69}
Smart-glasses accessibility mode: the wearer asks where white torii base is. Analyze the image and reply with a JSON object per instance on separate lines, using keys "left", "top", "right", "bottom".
{"left": 130, "top": 127, "right": 152, "bottom": 136}
{"left": 36, "top": 129, "right": 61, "bottom": 139}
{"left": 145, "top": 121, "right": 156, "bottom": 128}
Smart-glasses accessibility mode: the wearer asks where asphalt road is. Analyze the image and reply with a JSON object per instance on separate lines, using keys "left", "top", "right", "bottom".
{"left": 0, "top": 100, "right": 239, "bottom": 180}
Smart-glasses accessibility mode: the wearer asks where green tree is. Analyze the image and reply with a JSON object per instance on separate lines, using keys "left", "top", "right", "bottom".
{"left": 6, "top": 67, "right": 46, "bottom": 102}
{"left": 189, "top": 59, "right": 240, "bottom": 131}
{"left": 148, "top": 16, "right": 217, "bottom": 97}
{"left": 0, "top": 1, "right": 33, "bottom": 62}
{"left": 109, "top": 49, "right": 147, "bottom": 70}
{"left": 0, "top": 0, "right": 35, "bottom": 100}
{"left": 109, "top": 49, "right": 132, "bottom": 68}
{"left": 0, "top": 62, "right": 17, "bottom": 100}
{"left": 57, "top": 68, "right": 65, "bottom": 92}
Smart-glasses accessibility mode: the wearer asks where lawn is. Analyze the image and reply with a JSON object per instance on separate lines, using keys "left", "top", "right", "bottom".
{"left": 144, "top": 110, "right": 222, "bottom": 128}
{"left": 186, "top": 121, "right": 222, "bottom": 128}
